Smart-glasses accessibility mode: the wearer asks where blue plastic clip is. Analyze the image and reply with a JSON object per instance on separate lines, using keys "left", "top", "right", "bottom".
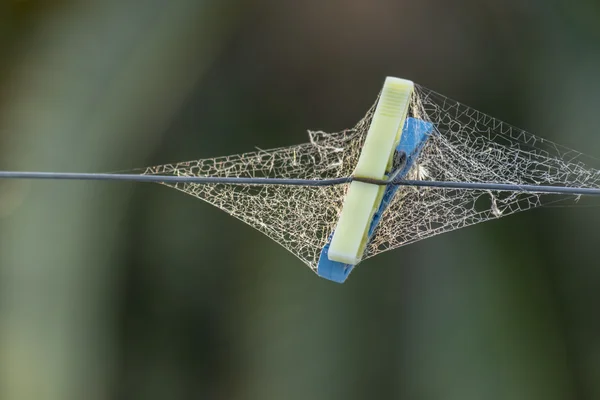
{"left": 317, "top": 117, "right": 434, "bottom": 283}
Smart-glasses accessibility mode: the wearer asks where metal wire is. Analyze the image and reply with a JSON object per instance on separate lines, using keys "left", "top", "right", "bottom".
{"left": 1, "top": 170, "right": 600, "bottom": 196}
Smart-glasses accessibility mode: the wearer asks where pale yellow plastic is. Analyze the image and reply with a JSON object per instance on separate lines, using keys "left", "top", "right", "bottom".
{"left": 327, "top": 77, "right": 414, "bottom": 265}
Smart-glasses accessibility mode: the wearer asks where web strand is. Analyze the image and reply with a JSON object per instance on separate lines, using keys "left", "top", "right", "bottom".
{"left": 138, "top": 84, "right": 600, "bottom": 270}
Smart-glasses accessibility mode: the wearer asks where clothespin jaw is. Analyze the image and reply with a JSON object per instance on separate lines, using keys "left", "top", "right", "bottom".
{"left": 327, "top": 77, "right": 413, "bottom": 266}
{"left": 317, "top": 77, "right": 434, "bottom": 283}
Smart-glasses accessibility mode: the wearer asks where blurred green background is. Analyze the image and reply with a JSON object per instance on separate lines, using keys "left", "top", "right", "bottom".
{"left": 1, "top": 1, "right": 600, "bottom": 399}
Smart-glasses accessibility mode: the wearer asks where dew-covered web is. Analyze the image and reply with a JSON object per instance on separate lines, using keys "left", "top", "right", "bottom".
{"left": 143, "top": 84, "right": 600, "bottom": 271}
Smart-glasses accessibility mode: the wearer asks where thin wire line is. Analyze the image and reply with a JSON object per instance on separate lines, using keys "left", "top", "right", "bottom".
{"left": 0, "top": 171, "right": 350, "bottom": 186}
{"left": 1, "top": 170, "right": 600, "bottom": 196}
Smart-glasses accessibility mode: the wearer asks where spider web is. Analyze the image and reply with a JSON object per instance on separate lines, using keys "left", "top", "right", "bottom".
{"left": 143, "top": 84, "right": 600, "bottom": 271}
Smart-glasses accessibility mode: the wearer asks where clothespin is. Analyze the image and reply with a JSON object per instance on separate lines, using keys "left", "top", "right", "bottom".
{"left": 317, "top": 77, "right": 434, "bottom": 283}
